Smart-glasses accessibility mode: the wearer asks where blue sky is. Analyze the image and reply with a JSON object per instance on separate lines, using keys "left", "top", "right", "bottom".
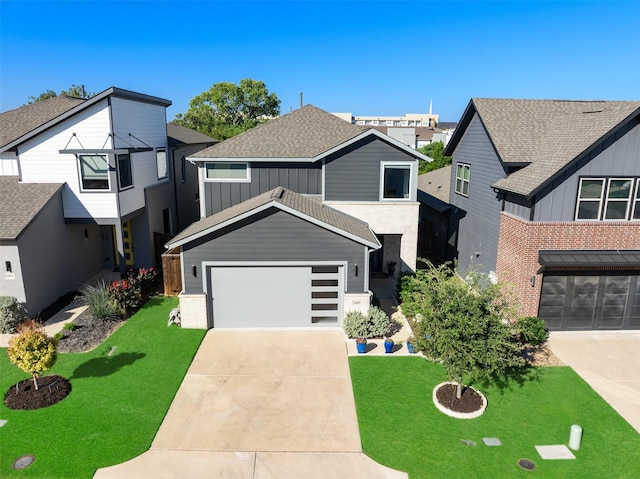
{"left": 1, "top": 0, "right": 639, "bottom": 122}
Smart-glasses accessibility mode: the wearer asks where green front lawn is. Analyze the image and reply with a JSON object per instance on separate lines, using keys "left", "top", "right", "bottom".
{"left": 350, "top": 357, "right": 640, "bottom": 479}
{"left": 0, "top": 296, "right": 206, "bottom": 479}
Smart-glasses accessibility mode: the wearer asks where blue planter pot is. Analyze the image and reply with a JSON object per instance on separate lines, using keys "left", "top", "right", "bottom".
{"left": 407, "top": 342, "right": 415, "bottom": 354}
{"left": 356, "top": 342, "right": 367, "bottom": 353}
{"left": 384, "top": 341, "right": 394, "bottom": 353}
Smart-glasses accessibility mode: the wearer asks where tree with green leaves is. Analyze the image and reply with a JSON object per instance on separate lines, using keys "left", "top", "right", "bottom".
{"left": 173, "top": 79, "right": 281, "bottom": 140}
{"left": 417, "top": 141, "right": 452, "bottom": 174}
{"left": 7, "top": 321, "right": 58, "bottom": 390}
{"left": 26, "top": 84, "right": 95, "bottom": 104}
{"left": 400, "top": 262, "right": 523, "bottom": 398}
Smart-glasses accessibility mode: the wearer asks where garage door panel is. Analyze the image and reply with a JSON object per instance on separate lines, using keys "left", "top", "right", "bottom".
{"left": 211, "top": 265, "right": 343, "bottom": 328}
{"left": 540, "top": 272, "right": 640, "bottom": 330}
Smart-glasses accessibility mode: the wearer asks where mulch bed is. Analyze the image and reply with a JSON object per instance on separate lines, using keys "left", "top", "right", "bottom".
{"left": 435, "top": 383, "right": 484, "bottom": 413}
{"left": 4, "top": 375, "right": 72, "bottom": 410}
{"left": 56, "top": 312, "right": 125, "bottom": 353}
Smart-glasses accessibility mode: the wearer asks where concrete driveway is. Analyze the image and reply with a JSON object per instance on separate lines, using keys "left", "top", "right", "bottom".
{"left": 548, "top": 331, "right": 640, "bottom": 433}
{"left": 94, "top": 330, "right": 407, "bottom": 478}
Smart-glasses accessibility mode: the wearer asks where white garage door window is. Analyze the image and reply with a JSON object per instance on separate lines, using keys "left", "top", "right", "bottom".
{"left": 210, "top": 265, "right": 343, "bottom": 328}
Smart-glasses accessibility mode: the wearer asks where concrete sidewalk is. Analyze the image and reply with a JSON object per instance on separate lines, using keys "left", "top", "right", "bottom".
{"left": 0, "top": 300, "right": 86, "bottom": 347}
{"left": 548, "top": 331, "right": 640, "bottom": 433}
{"left": 94, "top": 330, "right": 408, "bottom": 478}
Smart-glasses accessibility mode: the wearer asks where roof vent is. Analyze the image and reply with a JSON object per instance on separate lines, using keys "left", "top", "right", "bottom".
{"left": 270, "top": 187, "right": 285, "bottom": 199}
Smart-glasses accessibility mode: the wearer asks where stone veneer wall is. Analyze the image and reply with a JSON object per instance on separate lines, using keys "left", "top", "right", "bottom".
{"left": 496, "top": 212, "right": 640, "bottom": 316}
{"left": 178, "top": 293, "right": 208, "bottom": 329}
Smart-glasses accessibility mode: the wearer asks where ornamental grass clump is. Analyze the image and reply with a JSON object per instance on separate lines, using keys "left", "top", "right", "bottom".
{"left": 7, "top": 320, "right": 58, "bottom": 390}
{"left": 80, "top": 280, "right": 123, "bottom": 321}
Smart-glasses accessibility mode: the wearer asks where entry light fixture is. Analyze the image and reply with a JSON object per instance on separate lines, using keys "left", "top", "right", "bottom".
{"left": 192, "top": 264, "right": 197, "bottom": 278}
{"left": 529, "top": 275, "right": 536, "bottom": 287}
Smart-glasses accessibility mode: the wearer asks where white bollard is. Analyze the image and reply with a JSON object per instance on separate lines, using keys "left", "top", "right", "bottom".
{"left": 569, "top": 424, "right": 582, "bottom": 450}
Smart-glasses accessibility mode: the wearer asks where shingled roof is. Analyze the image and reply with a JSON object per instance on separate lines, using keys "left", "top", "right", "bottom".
{"left": 190, "top": 105, "right": 367, "bottom": 159}
{"left": 445, "top": 98, "right": 640, "bottom": 198}
{"left": 0, "top": 96, "right": 86, "bottom": 150}
{"left": 1, "top": 87, "right": 171, "bottom": 153}
{"left": 166, "top": 187, "right": 380, "bottom": 249}
{"left": 0, "top": 176, "right": 64, "bottom": 240}
{"left": 167, "top": 123, "right": 218, "bottom": 147}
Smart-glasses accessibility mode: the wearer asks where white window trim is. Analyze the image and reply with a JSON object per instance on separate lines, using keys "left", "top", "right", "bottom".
{"left": 603, "top": 178, "right": 633, "bottom": 220}
{"left": 204, "top": 162, "right": 251, "bottom": 183}
{"left": 455, "top": 163, "right": 470, "bottom": 197}
{"left": 117, "top": 153, "right": 134, "bottom": 191}
{"left": 156, "top": 148, "right": 168, "bottom": 180}
{"left": 632, "top": 180, "right": 640, "bottom": 221}
{"left": 379, "top": 161, "right": 413, "bottom": 201}
{"left": 78, "top": 153, "right": 111, "bottom": 192}
{"left": 575, "top": 177, "right": 604, "bottom": 221}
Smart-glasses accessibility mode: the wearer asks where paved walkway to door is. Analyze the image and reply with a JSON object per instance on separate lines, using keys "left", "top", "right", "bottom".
{"left": 548, "top": 331, "right": 640, "bottom": 433}
{"left": 94, "top": 330, "right": 407, "bottom": 478}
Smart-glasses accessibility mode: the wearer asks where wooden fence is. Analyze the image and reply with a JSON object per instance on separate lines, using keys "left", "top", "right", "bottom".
{"left": 161, "top": 248, "right": 182, "bottom": 296}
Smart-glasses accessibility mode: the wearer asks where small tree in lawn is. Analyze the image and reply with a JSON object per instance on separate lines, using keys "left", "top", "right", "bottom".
{"left": 403, "top": 262, "right": 523, "bottom": 399}
{"left": 7, "top": 321, "right": 58, "bottom": 391}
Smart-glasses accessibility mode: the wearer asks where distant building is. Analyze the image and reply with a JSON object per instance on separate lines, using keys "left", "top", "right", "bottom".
{"left": 332, "top": 112, "right": 439, "bottom": 128}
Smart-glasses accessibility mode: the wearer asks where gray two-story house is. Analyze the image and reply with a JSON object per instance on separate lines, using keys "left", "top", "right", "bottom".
{"left": 165, "top": 105, "right": 431, "bottom": 329}
{"left": 445, "top": 98, "right": 640, "bottom": 330}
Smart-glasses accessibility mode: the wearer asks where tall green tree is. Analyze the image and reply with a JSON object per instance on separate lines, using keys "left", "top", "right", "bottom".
{"left": 27, "top": 84, "right": 95, "bottom": 104}
{"left": 417, "top": 141, "right": 452, "bottom": 174}
{"left": 400, "top": 262, "right": 523, "bottom": 398}
{"left": 174, "top": 79, "right": 281, "bottom": 140}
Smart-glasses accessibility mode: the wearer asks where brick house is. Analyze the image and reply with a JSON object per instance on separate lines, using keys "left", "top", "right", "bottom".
{"left": 444, "top": 98, "right": 640, "bottom": 330}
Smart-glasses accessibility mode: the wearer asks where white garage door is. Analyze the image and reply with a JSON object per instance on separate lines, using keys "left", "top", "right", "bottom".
{"left": 210, "top": 265, "right": 343, "bottom": 328}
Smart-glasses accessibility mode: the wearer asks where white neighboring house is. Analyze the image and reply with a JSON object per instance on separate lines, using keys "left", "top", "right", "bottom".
{"left": 0, "top": 87, "right": 173, "bottom": 315}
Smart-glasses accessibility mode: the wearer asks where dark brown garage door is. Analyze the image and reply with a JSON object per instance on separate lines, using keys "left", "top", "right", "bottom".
{"left": 539, "top": 272, "right": 640, "bottom": 330}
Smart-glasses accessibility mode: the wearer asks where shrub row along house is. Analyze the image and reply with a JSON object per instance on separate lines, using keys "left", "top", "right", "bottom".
{"left": 419, "top": 98, "right": 640, "bottom": 331}
{"left": 0, "top": 88, "right": 216, "bottom": 316}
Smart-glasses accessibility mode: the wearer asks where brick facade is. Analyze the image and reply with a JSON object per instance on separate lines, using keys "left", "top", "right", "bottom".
{"left": 496, "top": 212, "right": 640, "bottom": 316}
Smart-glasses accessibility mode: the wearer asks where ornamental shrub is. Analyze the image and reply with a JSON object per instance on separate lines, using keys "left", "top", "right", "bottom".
{"left": 80, "top": 281, "right": 122, "bottom": 320}
{"left": 516, "top": 316, "right": 549, "bottom": 346}
{"left": 343, "top": 310, "right": 369, "bottom": 338}
{"left": 109, "top": 278, "right": 141, "bottom": 312}
{"left": 7, "top": 321, "right": 58, "bottom": 390}
{"left": 367, "top": 306, "right": 393, "bottom": 337}
{"left": 0, "top": 296, "right": 25, "bottom": 333}
{"left": 343, "top": 307, "right": 393, "bottom": 339}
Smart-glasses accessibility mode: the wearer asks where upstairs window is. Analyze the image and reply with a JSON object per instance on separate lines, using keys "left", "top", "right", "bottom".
{"left": 79, "top": 154, "right": 109, "bottom": 190}
{"left": 117, "top": 153, "right": 133, "bottom": 190}
{"left": 455, "top": 163, "right": 470, "bottom": 196}
{"left": 382, "top": 163, "right": 411, "bottom": 199}
{"left": 576, "top": 177, "right": 639, "bottom": 221}
{"left": 156, "top": 148, "right": 168, "bottom": 180}
{"left": 633, "top": 182, "right": 640, "bottom": 220}
{"left": 205, "top": 162, "right": 250, "bottom": 182}
{"left": 576, "top": 179, "right": 604, "bottom": 219}
{"left": 604, "top": 179, "right": 632, "bottom": 219}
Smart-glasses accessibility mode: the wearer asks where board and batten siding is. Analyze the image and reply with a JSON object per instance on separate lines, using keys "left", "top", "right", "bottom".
{"left": 15, "top": 99, "right": 119, "bottom": 219}
{"left": 181, "top": 208, "right": 367, "bottom": 294}
{"left": 324, "top": 137, "right": 418, "bottom": 202}
{"left": 203, "top": 163, "right": 321, "bottom": 216}
{"left": 449, "top": 113, "right": 506, "bottom": 276}
{"left": 111, "top": 97, "right": 169, "bottom": 217}
{"left": 533, "top": 118, "right": 640, "bottom": 221}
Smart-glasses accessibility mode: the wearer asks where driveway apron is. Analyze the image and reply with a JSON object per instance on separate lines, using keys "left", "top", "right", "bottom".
{"left": 548, "top": 331, "right": 640, "bottom": 434}
{"left": 94, "top": 330, "right": 407, "bottom": 478}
